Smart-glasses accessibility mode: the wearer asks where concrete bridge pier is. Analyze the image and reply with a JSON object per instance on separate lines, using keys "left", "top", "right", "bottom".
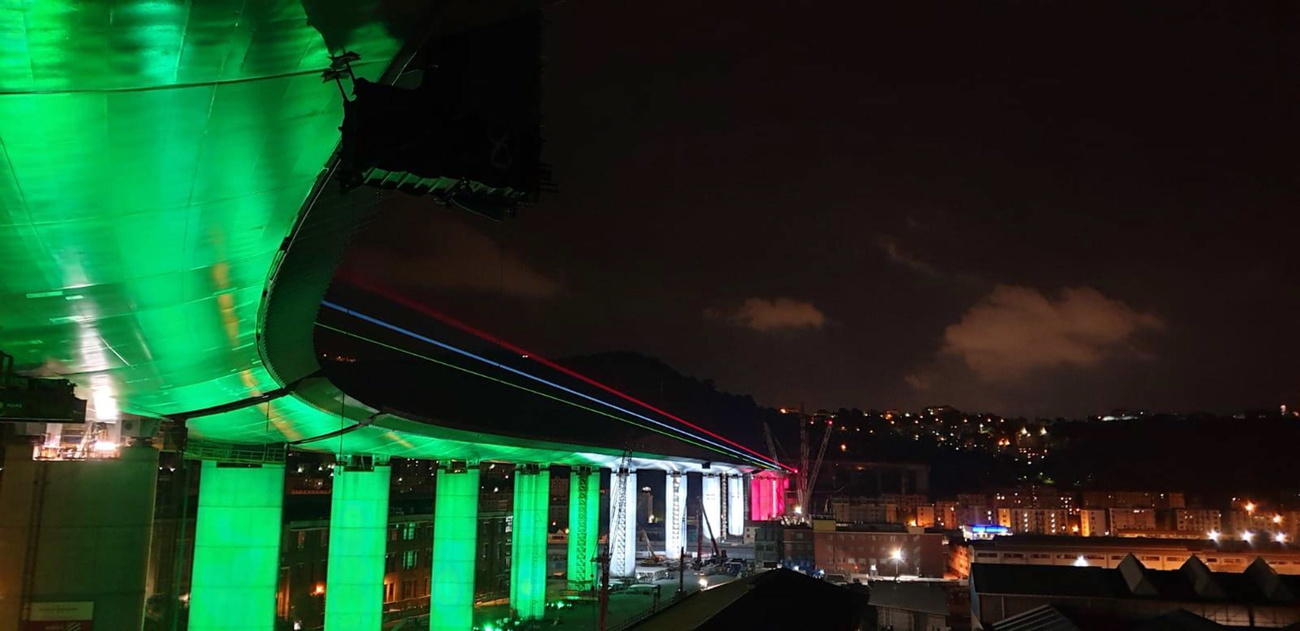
{"left": 700, "top": 473, "right": 723, "bottom": 547}
{"left": 750, "top": 471, "right": 787, "bottom": 521}
{"left": 726, "top": 474, "right": 746, "bottom": 537}
{"left": 323, "top": 460, "right": 390, "bottom": 631}
{"left": 188, "top": 460, "right": 286, "bottom": 631}
{"left": 664, "top": 471, "right": 687, "bottom": 559}
{"left": 431, "top": 461, "right": 480, "bottom": 631}
{"left": 566, "top": 467, "right": 599, "bottom": 590}
{"left": 510, "top": 464, "right": 549, "bottom": 619}
{"left": 608, "top": 467, "right": 637, "bottom": 577}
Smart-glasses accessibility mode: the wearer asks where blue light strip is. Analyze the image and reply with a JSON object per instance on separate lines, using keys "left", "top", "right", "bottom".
{"left": 321, "top": 301, "right": 770, "bottom": 467}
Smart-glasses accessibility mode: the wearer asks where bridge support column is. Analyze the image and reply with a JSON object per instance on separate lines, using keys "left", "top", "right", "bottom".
{"left": 750, "top": 471, "right": 786, "bottom": 521}
{"left": 323, "top": 463, "right": 390, "bottom": 631}
{"left": 510, "top": 464, "right": 549, "bottom": 620}
{"left": 608, "top": 467, "right": 637, "bottom": 577}
{"left": 431, "top": 462, "right": 479, "bottom": 631}
{"left": 0, "top": 441, "right": 158, "bottom": 631}
{"left": 664, "top": 471, "right": 687, "bottom": 559}
{"left": 701, "top": 473, "right": 722, "bottom": 548}
{"left": 726, "top": 474, "right": 746, "bottom": 537}
{"left": 566, "top": 467, "right": 599, "bottom": 590}
{"left": 189, "top": 461, "right": 285, "bottom": 631}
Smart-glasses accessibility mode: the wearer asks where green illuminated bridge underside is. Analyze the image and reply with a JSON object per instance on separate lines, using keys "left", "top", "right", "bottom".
{"left": 0, "top": 1, "right": 767, "bottom": 473}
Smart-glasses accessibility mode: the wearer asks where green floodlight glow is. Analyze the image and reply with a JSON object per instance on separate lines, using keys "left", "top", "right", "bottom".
{"left": 0, "top": 2, "right": 400, "bottom": 436}
{"left": 0, "top": 3, "right": 773, "bottom": 478}
{"left": 510, "top": 467, "right": 550, "bottom": 619}
{"left": 324, "top": 465, "right": 391, "bottom": 631}
{"left": 189, "top": 461, "right": 285, "bottom": 631}
{"left": 432, "top": 465, "right": 480, "bottom": 631}
{"left": 566, "top": 468, "right": 600, "bottom": 589}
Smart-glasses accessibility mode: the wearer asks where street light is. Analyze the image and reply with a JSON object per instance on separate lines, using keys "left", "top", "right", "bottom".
{"left": 1208, "top": 530, "right": 1220, "bottom": 542}
{"left": 890, "top": 548, "right": 904, "bottom": 580}
{"left": 1242, "top": 531, "right": 1255, "bottom": 543}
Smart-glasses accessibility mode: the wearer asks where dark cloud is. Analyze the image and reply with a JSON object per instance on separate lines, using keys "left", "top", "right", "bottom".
{"left": 936, "top": 285, "right": 1163, "bottom": 382}
{"left": 706, "top": 298, "right": 827, "bottom": 332}
{"left": 876, "top": 235, "right": 941, "bottom": 278}
{"left": 343, "top": 207, "right": 560, "bottom": 299}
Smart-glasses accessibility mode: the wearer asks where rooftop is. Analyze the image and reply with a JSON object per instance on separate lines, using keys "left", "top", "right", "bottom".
{"left": 868, "top": 580, "right": 955, "bottom": 615}
{"left": 975, "top": 534, "right": 1300, "bottom": 555}
{"left": 972, "top": 555, "right": 1300, "bottom": 605}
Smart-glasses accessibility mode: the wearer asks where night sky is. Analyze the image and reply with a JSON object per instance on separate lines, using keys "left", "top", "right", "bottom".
{"left": 341, "top": 1, "right": 1300, "bottom": 417}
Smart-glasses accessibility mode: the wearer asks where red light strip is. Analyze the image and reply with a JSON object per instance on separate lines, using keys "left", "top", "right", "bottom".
{"left": 336, "top": 274, "right": 794, "bottom": 472}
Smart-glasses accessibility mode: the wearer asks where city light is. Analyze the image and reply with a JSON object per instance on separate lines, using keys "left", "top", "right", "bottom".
{"left": 890, "top": 548, "right": 903, "bottom": 562}
{"left": 698, "top": 578, "right": 708, "bottom": 589}
{"left": 1275, "top": 533, "right": 1288, "bottom": 544}
{"left": 1208, "top": 530, "right": 1220, "bottom": 542}
{"left": 1242, "top": 531, "right": 1255, "bottom": 543}
{"left": 1245, "top": 502, "right": 1257, "bottom": 513}
{"left": 92, "top": 440, "right": 117, "bottom": 452}
{"left": 1073, "top": 555, "right": 1088, "bottom": 567}
{"left": 1273, "top": 514, "right": 1283, "bottom": 525}
{"left": 312, "top": 583, "right": 325, "bottom": 596}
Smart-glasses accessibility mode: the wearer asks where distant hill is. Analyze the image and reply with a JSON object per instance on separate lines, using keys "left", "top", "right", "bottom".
{"left": 558, "top": 351, "right": 784, "bottom": 457}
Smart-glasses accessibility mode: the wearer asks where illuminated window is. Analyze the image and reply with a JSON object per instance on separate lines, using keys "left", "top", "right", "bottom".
{"left": 402, "top": 550, "right": 417, "bottom": 569}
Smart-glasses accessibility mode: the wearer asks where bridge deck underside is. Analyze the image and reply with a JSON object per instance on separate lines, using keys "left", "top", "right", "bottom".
{"left": 0, "top": 1, "right": 766, "bottom": 474}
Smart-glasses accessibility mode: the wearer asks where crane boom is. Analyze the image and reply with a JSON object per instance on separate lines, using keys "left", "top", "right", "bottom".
{"left": 762, "top": 421, "right": 783, "bottom": 465}
{"left": 798, "top": 408, "right": 810, "bottom": 516}
{"left": 804, "top": 419, "right": 834, "bottom": 516}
